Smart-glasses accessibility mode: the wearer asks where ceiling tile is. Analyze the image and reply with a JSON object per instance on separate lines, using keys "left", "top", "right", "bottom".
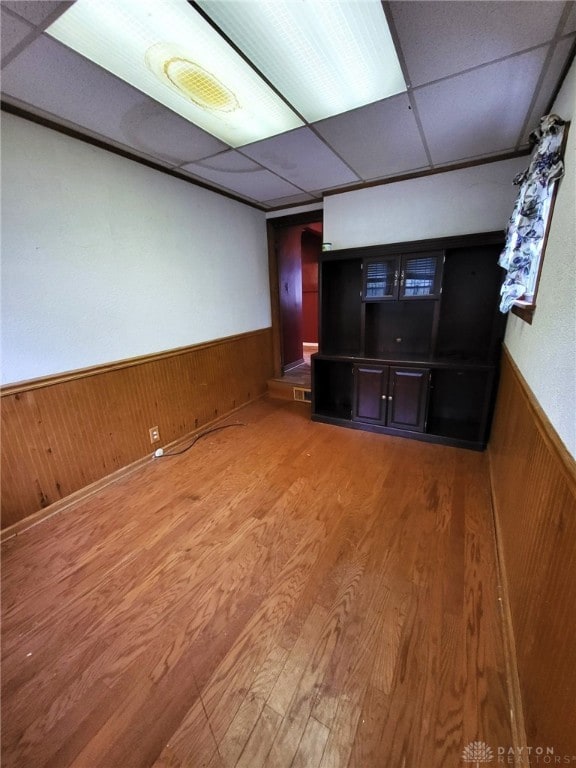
{"left": 1, "top": 8, "right": 36, "bottom": 63}
{"left": 314, "top": 93, "right": 429, "bottom": 180}
{"left": 1, "top": 35, "right": 228, "bottom": 164}
{"left": 241, "top": 128, "right": 360, "bottom": 191}
{"left": 112, "top": 100, "right": 229, "bottom": 166}
{"left": 562, "top": 3, "right": 576, "bottom": 35}
{"left": 0, "top": 1, "right": 571, "bottom": 208}
{"left": 1, "top": 1, "right": 72, "bottom": 28}
{"left": 414, "top": 47, "right": 548, "bottom": 165}
{"left": 180, "top": 151, "right": 304, "bottom": 202}
{"left": 521, "top": 35, "right": 576, "bottom": 143}
{"left": 390, "top": 1, "right": 565, "bottom": 87}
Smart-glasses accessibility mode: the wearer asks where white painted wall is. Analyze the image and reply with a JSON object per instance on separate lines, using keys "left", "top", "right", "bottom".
{"left": 324, "top": 156, "right": 527, "bottom": 249}
{"left": 503, "top": 59, "right": 576, "bottom": 458}
{"left": 1, "top": 113, "right": 270, "bottom": 385}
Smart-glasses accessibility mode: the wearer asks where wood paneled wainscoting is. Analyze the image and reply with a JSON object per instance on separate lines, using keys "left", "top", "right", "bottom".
{"left": 488, "top": 347, "right": 576, "bottom": 758}
{"left": 1, "top": 329, "right": 273, "bottom": 532}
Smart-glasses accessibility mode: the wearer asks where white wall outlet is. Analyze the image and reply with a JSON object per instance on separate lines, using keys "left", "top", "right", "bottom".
{"left": 149, "top": 426, "right": 160, "bottom": 443}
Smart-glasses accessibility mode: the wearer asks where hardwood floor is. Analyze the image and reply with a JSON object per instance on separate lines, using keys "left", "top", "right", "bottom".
{"left": 1, "top": 398, "right": 512, "bottom": 768}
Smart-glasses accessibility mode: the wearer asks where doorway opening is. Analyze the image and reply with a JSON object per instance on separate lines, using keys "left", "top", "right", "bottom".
{"left": 267, "top": 211, "right": 322, "bottom": 392}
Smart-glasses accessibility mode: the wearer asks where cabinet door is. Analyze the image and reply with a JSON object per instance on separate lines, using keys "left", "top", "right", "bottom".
{"left": 363, "top": 257, "right": 399, "bottom": 300}
{"left": 364, "top": 252, "right": 443, "bottom": 302}
{"left": 399, "top": 252, "right": 443, "bottom": 299}
{"left": 387, "top": 368, "right": 430, "bottom": 432}
{"left": 353, "top": 365, "right": 388, "bottom": 424}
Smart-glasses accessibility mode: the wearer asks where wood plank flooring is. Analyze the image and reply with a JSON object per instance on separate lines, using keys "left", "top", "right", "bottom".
{"left": 1, "top": 398, "right": 512, "bottom": 768}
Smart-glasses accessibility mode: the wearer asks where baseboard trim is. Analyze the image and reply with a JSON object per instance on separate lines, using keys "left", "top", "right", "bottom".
{"left": 487, "top": 459, "right": 529, "bottom": 765}
{"left": 488, "top": 347, "right": 530, "bottom": 761}
{"left": 0, "top": 396, "right": 263, "bottom": 542}
{"left": 0, "top": 454, "right": 150, "bottom": 543}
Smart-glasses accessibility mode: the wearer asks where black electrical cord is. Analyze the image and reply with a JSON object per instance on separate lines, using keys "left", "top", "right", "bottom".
{"left": 154, "top": 422, "right": 246, "bottom": 458}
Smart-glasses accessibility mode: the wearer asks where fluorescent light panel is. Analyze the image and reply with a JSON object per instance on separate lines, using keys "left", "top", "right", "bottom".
{"left": 197, "top": 0, "right": 407, "bottom": 122}
{"left": 45, "top": 0, "right": 304, "bottom": 147}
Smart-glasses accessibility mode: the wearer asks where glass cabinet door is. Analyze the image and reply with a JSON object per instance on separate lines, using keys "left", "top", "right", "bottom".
{"left": 363, "top": 252, "right": 443, "bottom": 301}
{"left": 363, "top": 257, "right": 399, "bottom": 300}
{"left": 399, "top": 252, "right": 443, "bottom": 299}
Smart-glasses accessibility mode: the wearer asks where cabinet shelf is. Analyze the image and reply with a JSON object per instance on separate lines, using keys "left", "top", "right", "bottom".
{"left": 320, "top": 258, "right": 362, "bottom": 356}
{"left": 365, "top": 300, "right": 436, "bottom": 358}
{"left": 312, "top": 358, "right": 353, "bottom": 421}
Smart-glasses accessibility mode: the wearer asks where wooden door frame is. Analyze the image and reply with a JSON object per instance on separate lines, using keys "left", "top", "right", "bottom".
{"left": 266, "top": 210, "right": 323, "bottom": 378}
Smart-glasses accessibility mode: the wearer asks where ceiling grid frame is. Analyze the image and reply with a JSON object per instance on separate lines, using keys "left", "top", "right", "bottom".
{"left": 0, "top": 0, "right": 573, "bottom": 209}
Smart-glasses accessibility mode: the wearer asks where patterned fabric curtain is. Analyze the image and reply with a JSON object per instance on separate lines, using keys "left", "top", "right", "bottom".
{"left": 499, "top": 113, "right": 566, "bottom": 313}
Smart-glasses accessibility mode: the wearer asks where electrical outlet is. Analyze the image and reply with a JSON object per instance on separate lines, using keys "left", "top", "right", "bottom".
{"left": 149, "top": 426, "right": 160, "bottom": 444}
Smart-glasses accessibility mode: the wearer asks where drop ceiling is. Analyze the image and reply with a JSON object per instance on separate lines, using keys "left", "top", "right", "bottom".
{"left": 1, "top": 0, "right": 574, "bottom": 211}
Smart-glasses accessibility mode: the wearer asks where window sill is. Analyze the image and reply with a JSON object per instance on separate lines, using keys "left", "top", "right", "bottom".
{"left": 511, "top": 301, "right": 535, "bottom": 324}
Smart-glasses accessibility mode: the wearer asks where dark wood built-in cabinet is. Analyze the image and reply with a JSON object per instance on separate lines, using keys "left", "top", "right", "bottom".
{"left": 312, "top": 232, "right": 507, "bottom": 449}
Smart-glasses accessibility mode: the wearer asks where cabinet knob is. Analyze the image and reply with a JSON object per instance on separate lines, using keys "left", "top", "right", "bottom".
{"left": 388, "top": 395, "right": 393, "bottom": 401}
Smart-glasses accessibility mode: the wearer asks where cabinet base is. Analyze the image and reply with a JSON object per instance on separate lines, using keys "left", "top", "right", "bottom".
{"left": 310, "top": 413, "right": 486, "bottom": 451}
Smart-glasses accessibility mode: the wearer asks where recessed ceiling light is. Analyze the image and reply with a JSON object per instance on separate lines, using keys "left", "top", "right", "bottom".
{"left": 45, "top": 0, "right": 304, "bottom": 147}
{"left": 197, "top": 0, "right": 407, "bottom": 122}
